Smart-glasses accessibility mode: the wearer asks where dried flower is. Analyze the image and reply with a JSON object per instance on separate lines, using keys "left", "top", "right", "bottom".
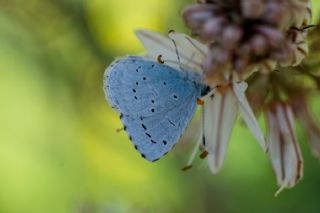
{"left": 266, "top": 102, "right": 303, "bottom": 195}
{"left": 136, "top": 29, "right": 265, "bottom": 173}
{"left": 246, "top": 32, "right": 320, "bottom": 192}
{"left": 136, "top": 14, "right": 320, "bottom": 192}
{"left": 180, "top": 0, "right": 320, "bottom": 194}
{"left": 182, "top": 0, "right": 312, "bottom": 86}
{"left": 200, "top": 81, "right": 266, "bottom": 173}
{"left": 292, "top": 96, "right": 320, "bottom": 159}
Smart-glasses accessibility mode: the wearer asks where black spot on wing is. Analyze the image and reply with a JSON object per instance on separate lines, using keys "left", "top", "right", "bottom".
{"left": 167, "top": 119, "right": 176, "bottom": 127}
{"left": 141, "top": 123, "right": 147, "bottom": 130}
{"left": 152, "top": 158, "right": 160, "bottom": 162}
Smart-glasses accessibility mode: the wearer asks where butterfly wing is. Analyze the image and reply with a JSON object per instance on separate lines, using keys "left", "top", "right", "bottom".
{"left": 135, "top": 29, "right": 208, "bottom": 72}
{"left": 121, "top": 92, "right": 198, "bottom": 161}
{"left": 105, "top": 56, "right": 202, "bottom": 116}
{"left": 104, "top": 56, "right": 203, "bottom": 161}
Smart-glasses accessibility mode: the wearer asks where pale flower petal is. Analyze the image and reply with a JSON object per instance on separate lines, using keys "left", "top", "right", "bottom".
{"left": 276, "top": 104, "right": 303, "bottom": 187}
{"left": 185, "top": 116, "right": 204, "bottom": 168}
{"left": 233, "top": 82, "right": 267, "bottom": 151}
{"left": 266, "top": 110, "right": 282, "bottom": 182}
{"left": 167, "top": 32, "right": 209, "bottom": 71}
{"left": 135, "top": 29, "right": 207, "bottom": 71}
{"left": 267, "top": 104, "right": 303, "bottom": 193}
{"left": 294, "top": 102, "right": 320, "bottom": 159}
{"left": 203, "top": 87, "right": 238, "bottom": 173}
{"left": 306, "top": 129, "right": 320, "bottom": 159}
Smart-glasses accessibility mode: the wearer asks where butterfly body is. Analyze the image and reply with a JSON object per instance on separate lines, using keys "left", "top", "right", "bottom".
{"left": 104, "top": 56, "right": 208, "bottom": 161}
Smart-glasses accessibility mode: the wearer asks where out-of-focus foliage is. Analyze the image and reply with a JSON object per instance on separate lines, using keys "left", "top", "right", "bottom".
{"left": 0, "top": 1, "right": 319, "bottom": 213}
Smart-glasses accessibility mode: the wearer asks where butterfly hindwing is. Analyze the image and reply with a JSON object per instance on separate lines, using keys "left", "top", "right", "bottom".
{"left": 121, "top": 93, "right": 197, "bottom": 161}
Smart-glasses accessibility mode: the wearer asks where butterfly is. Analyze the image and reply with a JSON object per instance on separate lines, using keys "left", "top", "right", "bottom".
{"left": 104, "top": 55, "right": 210, "bottom": 162}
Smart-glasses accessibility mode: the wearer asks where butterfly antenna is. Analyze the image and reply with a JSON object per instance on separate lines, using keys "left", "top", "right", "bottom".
{"left": 184, "top": 35, "right": 207, "bottom": 75}
{"left": 184, "top": 36, "right": 206, "bottom": 57}
{"left": 168, "top": 30, "right": 185, "bottom": 71}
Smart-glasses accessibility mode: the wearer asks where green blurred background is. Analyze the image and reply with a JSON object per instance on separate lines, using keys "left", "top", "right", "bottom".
{"left": 1, "top": 1, "right": 320, "bottom": 212}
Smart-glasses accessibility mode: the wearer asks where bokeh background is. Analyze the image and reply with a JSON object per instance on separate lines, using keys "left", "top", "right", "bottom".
{"left": 1, "top": 0, "right": 320, "bottom": 212}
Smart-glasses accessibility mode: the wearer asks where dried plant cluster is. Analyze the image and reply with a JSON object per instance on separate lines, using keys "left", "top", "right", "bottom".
{"left": 183, "top": 0, "right": 312, "bottom": 85}
{"left": 182, "top": 0, "right": 320, "bottom": 193}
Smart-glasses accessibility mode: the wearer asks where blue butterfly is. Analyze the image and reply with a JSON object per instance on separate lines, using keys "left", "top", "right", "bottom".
{"left": 104, "top": 56, "right": 209, "bottom": 162}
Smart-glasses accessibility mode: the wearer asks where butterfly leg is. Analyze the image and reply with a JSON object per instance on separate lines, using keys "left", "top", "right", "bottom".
{"left": 199, "top": 104, "right": 209, "bottom": 160}
{"left": 182, "top": 102, "right": 207, "bottom": 171}
{"left": 197, "top": 98, "right": 205, "bottom": 106}
{"left": 116, "top": 127, "right": 125, "bottom": 132}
